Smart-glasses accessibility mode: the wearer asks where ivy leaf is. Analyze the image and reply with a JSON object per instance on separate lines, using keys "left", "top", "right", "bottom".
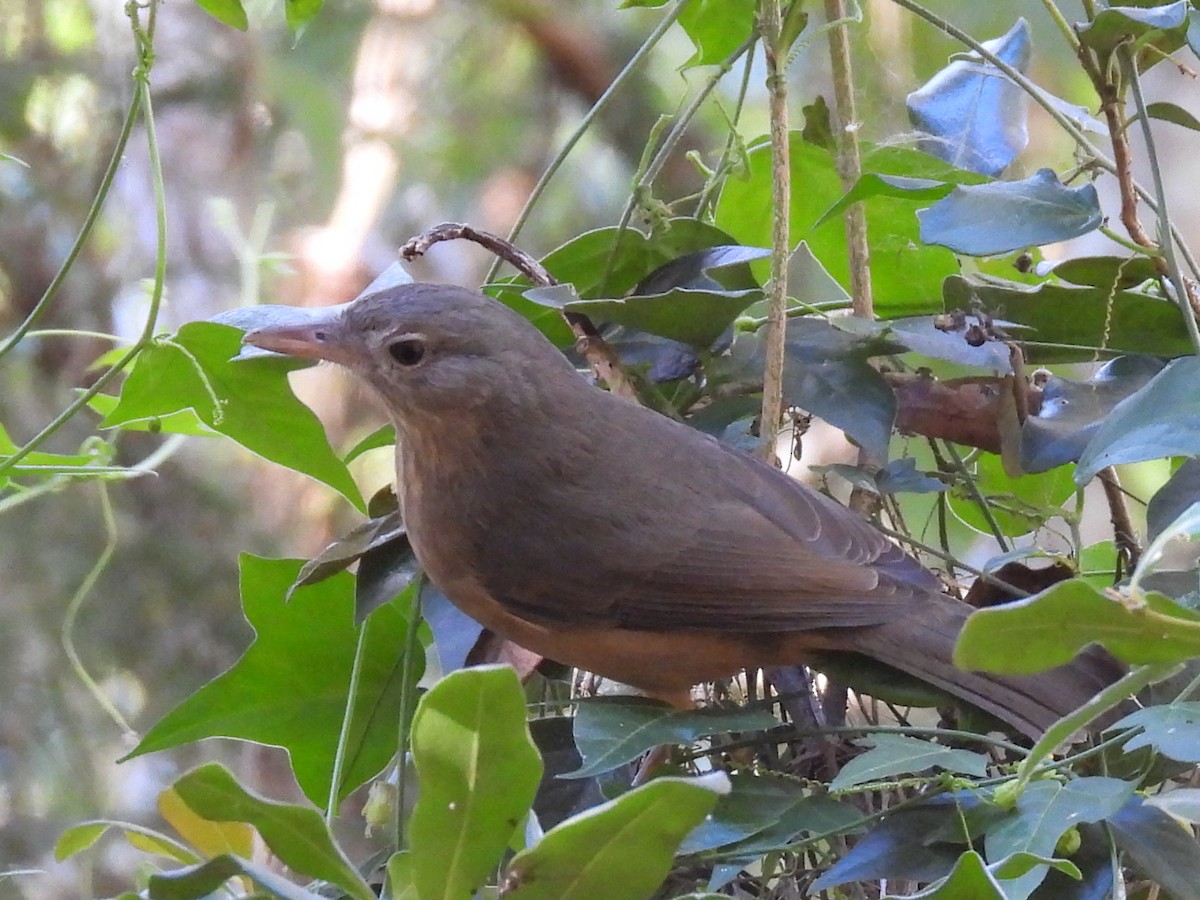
{"left": 102, "top": 322, "right": 364, "bottom": 511}
{"left": 1147, "top": 459, "right": 1200, "bottom": 542}
{"left": 955, "top": 578, "right": 1200, "bottom": 673}
{"left": 1079, "top": 2, "right": 1191, "bottom": 70}
{"left": 716, "top": 141, "right": 974, "bottom": 318}
{"left": 944, "top": 275, "right": 1191, "bottom": 362}
{"left": 907, "top": 19, "right": 1031, "bottom": 176}
{"left": 147, "top": 854, "right": 324, "bottom": 900}
{"left": 166, "top": 763, "right": 373, "bottom": 900}
{"left": 677, "top": 0, "right": 756, "bottom": 68}
{"left": 1109, "top": 702, "right": 1200, "bottom": 763}
{"left": 552, "top": 247, "right": 767, "bottom": 348}
{"left": 284, "top": 0, "right": 323, "bottom": 36}
{"left": 1146, "top": 100, "right": 1200, "bottom": 132}
{"left": 730, "top": 317, "right": 903, "bottom": 463}
{"left": 812, "top": 795, "right": 979, "bottom": 891}
{"left": 985, "top": 777, "right": 1134, "bottom": 898}
{"left": 829, "top": 735, "right": 989, "bottom": 792}
{"left": 1109, "top": 798, "right": 1200, "bottom": 900}
{"left": 408, "top": 667, "right": 543, "bottom": 900}
{"left": 569, "top": 696, "right": 775, "bottom": 779}
{"left": 126, "top": 556, "right": 419, "bottom": 808}
{"left": 1020, "top": 356, "right": 1166, "bottom": 474}
{"left": 504, "top": 774, "right": 728, "bottom": 900}
{"left": 677, "top": 772, "right": 812, "bottom": 855}
{"left": 1047, "top": 255, "right": 1161, "bottom": 289}
{"left": 1076, "top": 356, "right": 1200, "bottom": 483}
{"left": 918, "top": 169, "right": 1101, "bottom": 256}
{"left": 195, "top": 0, "right": 248, "bottom": 30}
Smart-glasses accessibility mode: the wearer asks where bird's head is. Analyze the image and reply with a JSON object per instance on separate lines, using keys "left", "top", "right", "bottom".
{"left": 243, "top": 283, "right": 579, "bottom": 428}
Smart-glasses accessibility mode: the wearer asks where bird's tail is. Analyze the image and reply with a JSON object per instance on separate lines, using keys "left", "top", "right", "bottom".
{"left": 815, "top": 595, "right": 1125, "bottom": 740}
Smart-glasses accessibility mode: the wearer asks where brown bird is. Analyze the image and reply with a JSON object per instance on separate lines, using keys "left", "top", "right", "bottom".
{"left": 245, "top": 282, "right": 1119, "bottom": 739}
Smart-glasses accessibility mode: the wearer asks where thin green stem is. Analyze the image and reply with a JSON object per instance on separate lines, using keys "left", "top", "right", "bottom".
{"left": 61, "top": 482, "right": 136, "bottom": 739}
{"left": 483, "top": 1, "right": 684, "bottom": 284}
{"left": 395, "top": 575, "right": 425, "bottom": 850}
{"left": 328, "top": 623, "right": 370, "bottom": 825}
{"left": 1122, "top": 47, "right": 1200, "bottom": 355}
{"left": 25, "top": 329, "right": 130, "bottom": 343}
{"left": 600, "top": 36, "right": 757, "bottom": 295}
{"left": 694, "top": 47, "right": 755, "bottom": 219}
{"left": 943, "top": 441, "right": 1010, "bottom": 552}
{"left": 0, "top": 91, "right": 141, "bottom": 362}
{"left": 1010, "top": 662, "right": 1178, "bottom": 796}
{"left": 1039, "top": 0, "right": 1081, "bottom": 52}
{"left": 0, "top": 2, "right": 166, "bottom": 479}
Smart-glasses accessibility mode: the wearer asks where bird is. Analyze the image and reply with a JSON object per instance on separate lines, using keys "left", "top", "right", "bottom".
{"left": 244, "top": 281, "right": 1121, "bottom": 739}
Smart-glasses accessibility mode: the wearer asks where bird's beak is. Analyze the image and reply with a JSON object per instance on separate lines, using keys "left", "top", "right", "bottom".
{"left": 242, "top": 304, "right": 358, "bottom": 367}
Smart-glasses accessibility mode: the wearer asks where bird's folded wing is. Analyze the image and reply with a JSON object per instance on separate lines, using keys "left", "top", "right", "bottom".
{"left": 477, "top": 434, "right": 940, "bottom": 633}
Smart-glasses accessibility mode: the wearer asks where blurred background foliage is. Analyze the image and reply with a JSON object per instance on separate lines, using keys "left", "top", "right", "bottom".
{"left": 1, "top": 0, "right": 1198, "bottom": 896}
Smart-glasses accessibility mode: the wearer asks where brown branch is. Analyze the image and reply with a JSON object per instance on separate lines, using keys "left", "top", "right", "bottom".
{"left": 1097, "top": 466, "right": 1141, "bottom": 575}
{"left": 759, "top": 1, "right": 791, "bottom": 464}
{"left": 399, "top": 222, "right": 638, "bottom": 399}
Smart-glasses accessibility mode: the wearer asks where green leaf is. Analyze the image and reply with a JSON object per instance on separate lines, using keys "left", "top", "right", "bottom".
{"left": 385, "top": 851, "right": 420, "bottom": 900}
{"left": 408, "top": 666, "right": 543, "bottom": 900}
{"left": 343, "top": 424, "right": 394, "bottom": 463}
{"left": 815, "top": 174, "right": 959, "bottom": 229}
{"left": 159, "top": 786, "right": 254, "bottom": 859}
{"left": 168, "top": 763, "right": 372, "bottom": 900}
{"left": 54, "top": 820, "right": 198, "bottom": 865}
{"left": 829, "top": 734, "right": 989, "bottom": 792}
{"left": 504, "top": 773, "right": 728, "bottom": 900}
{"left": 1020, "top": 356, "right": 1166, "bottom": 474}
{"left": 1079, "top": 2, "right": 1190, "bottom": 68}
{"left": 1075, "top": 356, "right": 1200, "bottom": 483}
{"left": 708, "top": 794, "right": 865, "bottom": 859}
{"left": 54, "top": 822, "right": 109, "bottom": 860}
{"left": 569, "top": 288, "right": 761, "bottom": 348}
{"left": 1048, "top": 254, "right": 1161, "bottom": 289}
{"left": 1146, "top": 100, "right": 1200, "bottom": 131}
{"left": 87, "top": 393, "right": 218, "bottom": 437}
{"left": 677, "top": 772, "right": 812, "bottom": 855}
{"left": 284, "top": 0, "right": 323, "bottom": 33}
{"left": 147, "top": 852, "right": 327, "bottom": 900}
{"left": 903, "top": 851, "right": 1006, "bottom": 899}
{"left": 1146, "top": 787, "right": 1200, "bottom": 823}
{"left": 677, "top": 0, "right": 756, "bottom": 68}
{"left": 906, "top": 19, "right": 1031, "bottom": 177}
{"left": 918, "top": 169, "right": 1101, "bottom": 256}
{"left": 126, "top": 556, "right": 419, "bottom": 808}
{"left": 901, "top": 850, "right": 1080, "bottom": 899}
{"left": 1109, "top": 798, "right": 1200, "bottom": 900}
{"left": 811, "top": 795, "right": 974, "bottom": 891}
{"left": 569, "top": 696, "right": 776, "bottom": 778}
{"left": 1109, "top": 702, "right": 1200, "bottom": 762}
{"left": 194, "top": 0, "right": 248, "bottom": 30}
{"left": 984, "top": 777, "right": 1134, "bottom": 897}
{"left": 723, "top": 317, "right": 902, "bottom": 462}
{"left": 102, "top": 323, "right": 363, "bottom": 511}
{"left": 955, "top": 578, "right": 1200, "bottom": 674}
{"left": 948, "top": 448, "right": 1076, "bottom": 537}
{"left": 944, "top": 275, "right": 1192, "bottom": 362}
{"left": 1148, "top": 458, "right": 1200, "bottom": 541}
{"left": 717, "top": 140, "right": 965, "bottom": 318}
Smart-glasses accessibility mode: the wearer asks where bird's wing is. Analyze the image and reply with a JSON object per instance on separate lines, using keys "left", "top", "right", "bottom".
{"left": 475, "top": 403, "right": 940, "bottom": 633}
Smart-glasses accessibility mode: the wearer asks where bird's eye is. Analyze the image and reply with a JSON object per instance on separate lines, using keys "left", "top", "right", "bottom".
{"left": 388, "top": 338, "right": 426, "bottom": 366}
